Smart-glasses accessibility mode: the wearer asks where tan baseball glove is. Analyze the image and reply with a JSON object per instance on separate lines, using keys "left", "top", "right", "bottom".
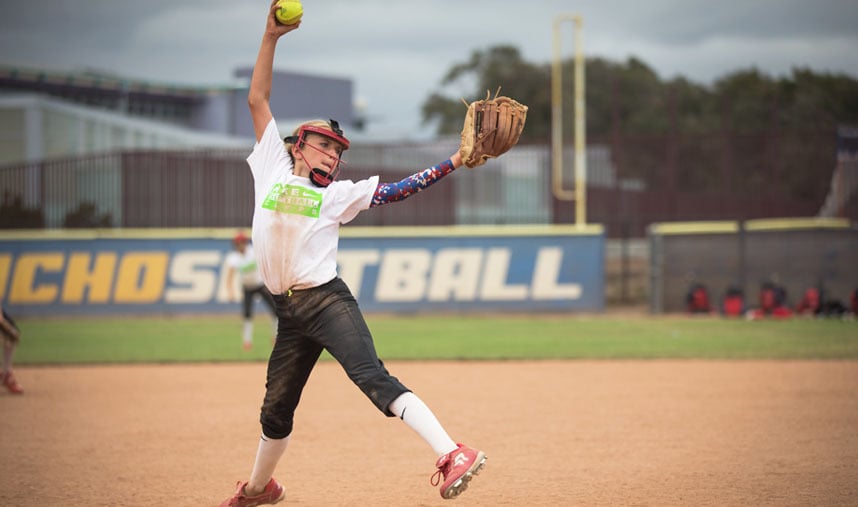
{"left": 459, "top": 89, "right": 528, "bottom": 168}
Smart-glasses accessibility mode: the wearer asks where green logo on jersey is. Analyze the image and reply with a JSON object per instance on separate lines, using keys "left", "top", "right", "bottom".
{"left": 261, "top": 184, "right": 322, "bottom": 218}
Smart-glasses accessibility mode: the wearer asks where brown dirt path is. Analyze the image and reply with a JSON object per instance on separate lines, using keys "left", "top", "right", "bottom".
{"left": 1, "top": 360, "right": 857, "bottom": 506}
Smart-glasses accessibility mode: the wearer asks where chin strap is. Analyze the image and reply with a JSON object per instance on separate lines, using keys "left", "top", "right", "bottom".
{"left": 310, "top": 166, "right": 336, "bottom": 187}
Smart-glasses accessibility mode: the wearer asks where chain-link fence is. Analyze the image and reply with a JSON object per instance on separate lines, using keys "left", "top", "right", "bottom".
{"left": 2, "top": 126, "right": 848, "bottom": 233}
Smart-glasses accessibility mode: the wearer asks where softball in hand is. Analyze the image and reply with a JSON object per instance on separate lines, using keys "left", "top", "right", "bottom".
{"left": 275, "top": 0, "right": 303, "bottom": 25}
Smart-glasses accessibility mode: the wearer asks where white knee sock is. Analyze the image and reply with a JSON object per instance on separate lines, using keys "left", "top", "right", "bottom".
{"left": 242, "top": 320, "right": 253, "bottom": 345}
{"left": 389, "top": 392, "right": 458, "bottom": 456}
{"left": 248, "top": 434, "right": 290, "bottom": 492}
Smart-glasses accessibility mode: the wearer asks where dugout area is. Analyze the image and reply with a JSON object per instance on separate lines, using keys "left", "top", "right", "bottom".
{"left": 648, "top": 217, "right": 857, "bottom": 314}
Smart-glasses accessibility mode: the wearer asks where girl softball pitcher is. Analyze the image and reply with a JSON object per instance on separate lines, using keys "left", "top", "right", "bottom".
{"left": 219, "top": 2, "right": 493, "bottom": 505}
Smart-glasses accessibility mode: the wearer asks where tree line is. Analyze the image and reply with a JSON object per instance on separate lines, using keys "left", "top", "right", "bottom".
{"left": 422, "top": 45, "right": 858, "bottom": 142}
{"left": 421, "top": 45, "right": 858, "bottom": 203}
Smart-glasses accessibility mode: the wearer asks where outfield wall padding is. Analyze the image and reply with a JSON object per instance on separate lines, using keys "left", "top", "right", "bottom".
{"left": 0, "top": 225, "right": 605, "bottom": 315}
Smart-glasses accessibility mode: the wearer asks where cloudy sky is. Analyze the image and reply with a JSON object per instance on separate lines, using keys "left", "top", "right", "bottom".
{"left": 1, "top": 0, "right": 856, "bottom": 140}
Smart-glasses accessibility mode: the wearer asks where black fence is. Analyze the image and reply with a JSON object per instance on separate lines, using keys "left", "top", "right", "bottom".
{"left": 1, "top": 127, "right": 853, "bottom": 236}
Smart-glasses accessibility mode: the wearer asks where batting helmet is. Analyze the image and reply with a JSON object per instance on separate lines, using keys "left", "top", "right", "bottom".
{"left": 233, "top": 231, "right": 250, "bottom": 245}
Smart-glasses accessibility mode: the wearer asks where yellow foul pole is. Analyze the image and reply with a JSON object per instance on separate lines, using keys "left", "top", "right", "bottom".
{"left": 551, "top": 14, "right": 587, "bottom": 226}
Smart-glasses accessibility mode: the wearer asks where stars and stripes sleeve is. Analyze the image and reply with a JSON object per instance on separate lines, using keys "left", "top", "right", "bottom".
{"left": 370, "top": 159, "right": 457, "bottom": 208}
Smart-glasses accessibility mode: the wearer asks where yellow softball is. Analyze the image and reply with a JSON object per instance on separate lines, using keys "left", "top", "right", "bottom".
{"left": 275, "top": 0, "right": 303, "bottom": 25}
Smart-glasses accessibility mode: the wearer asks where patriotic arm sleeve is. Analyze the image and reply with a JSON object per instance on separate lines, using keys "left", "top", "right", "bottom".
{"left": 370, "top": 159, "right": 456, "bottom": 207}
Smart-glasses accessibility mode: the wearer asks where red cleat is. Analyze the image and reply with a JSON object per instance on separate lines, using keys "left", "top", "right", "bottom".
{"left": 431, "top": 443, "right": 486, "bottom": 499}
{"left": 1, "top": 371, "right": 23, "bottom": 395}
{"left": 219, "top": 478, "right": 285, "bottom": 507}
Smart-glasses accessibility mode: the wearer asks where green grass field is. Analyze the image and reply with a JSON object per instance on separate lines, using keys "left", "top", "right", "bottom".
{"left": 11, "top": 313, "right": 858, "bottom": 365}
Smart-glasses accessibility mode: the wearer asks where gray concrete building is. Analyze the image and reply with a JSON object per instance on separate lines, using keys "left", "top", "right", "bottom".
{"left": 0, "top": 64, "right": 356, "bottom": 165}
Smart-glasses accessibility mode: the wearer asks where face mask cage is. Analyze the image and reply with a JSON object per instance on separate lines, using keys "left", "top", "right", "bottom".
{"left": 284, "top": 119, "right": 350, "bottom": 187}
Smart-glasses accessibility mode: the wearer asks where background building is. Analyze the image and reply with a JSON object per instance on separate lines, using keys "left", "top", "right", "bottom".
{"left": 0, "top": 64, "right": 356, "bottom": 165}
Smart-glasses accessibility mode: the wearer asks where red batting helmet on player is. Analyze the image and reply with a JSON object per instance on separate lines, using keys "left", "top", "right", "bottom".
{"left": 233, "top": 231, "right": 249, "bottom": 245}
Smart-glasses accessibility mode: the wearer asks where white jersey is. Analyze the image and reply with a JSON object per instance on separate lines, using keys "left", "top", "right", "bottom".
{"left": 246, "top": 118, "right": 378, "bottom": 295}
{"left": 225, "top": 245, "right": 264, "bottom": 289}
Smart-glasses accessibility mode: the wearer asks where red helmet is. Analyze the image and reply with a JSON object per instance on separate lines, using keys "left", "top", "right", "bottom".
{"left": 233, "top": 231, "right": 249, "bottom": 244}
{"left": 285, "top": 119, "right": 350, "bottom": 151}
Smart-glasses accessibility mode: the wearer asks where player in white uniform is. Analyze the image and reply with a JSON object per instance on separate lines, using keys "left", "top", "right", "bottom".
{"left": 226, "top": 231, "right": 278, "bottom": 351}
{"left": 219, "top": 2, "right": 489, "bottom": 505}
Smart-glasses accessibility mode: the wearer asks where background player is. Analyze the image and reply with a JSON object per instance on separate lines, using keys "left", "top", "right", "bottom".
{"left": 218, "top": 2, "right": 490, "bottom": 505}
{"left": 0, "top": 306, "right": 23, "bottom": 394}
{"left": 225, "top": 231, "right": 278, "bottom": 351}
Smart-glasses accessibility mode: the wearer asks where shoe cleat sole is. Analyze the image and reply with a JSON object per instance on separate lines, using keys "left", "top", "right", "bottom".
{"left": 443, "top": 453, "right": 487, "bottom": 499}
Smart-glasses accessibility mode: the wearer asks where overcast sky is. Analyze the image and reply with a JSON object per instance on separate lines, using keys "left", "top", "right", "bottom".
{"left": 1, "top": 0, "right": 856, "bottom": 140}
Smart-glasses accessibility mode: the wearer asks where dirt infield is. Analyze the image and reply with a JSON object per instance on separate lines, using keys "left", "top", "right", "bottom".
{"left": 1, "top": 360, "right": 857, "bottom": 506}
